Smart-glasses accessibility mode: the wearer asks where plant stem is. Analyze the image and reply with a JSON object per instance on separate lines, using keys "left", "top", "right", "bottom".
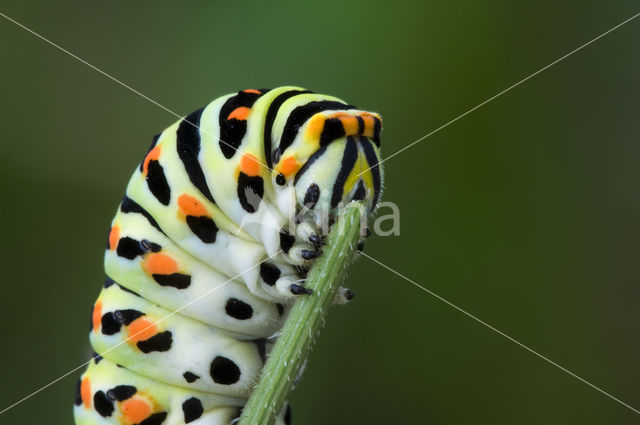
{"left": 238, "top": 202, "right": 364, "bottom": 425}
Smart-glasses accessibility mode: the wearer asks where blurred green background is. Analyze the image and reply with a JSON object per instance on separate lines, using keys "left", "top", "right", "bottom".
{"left": 1, "top": 1, "right": 639, "bottom": 424}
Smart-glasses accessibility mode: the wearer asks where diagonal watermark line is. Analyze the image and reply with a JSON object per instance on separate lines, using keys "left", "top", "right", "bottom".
{"left": 359, "top": 251, "right": 640, "bottom": 415}
{"left": 0, "top": 251, "right": 282, "bottom": 415}
{"left": 358, "top": 10, "right": 640, "bottom": 176}
{"left": 0, "top": 10, "right": 274, "bottom": 174}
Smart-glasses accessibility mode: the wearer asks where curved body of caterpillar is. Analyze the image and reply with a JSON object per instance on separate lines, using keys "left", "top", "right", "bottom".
{"left": 74, "top": 87, "right": 383, "bottom": 425}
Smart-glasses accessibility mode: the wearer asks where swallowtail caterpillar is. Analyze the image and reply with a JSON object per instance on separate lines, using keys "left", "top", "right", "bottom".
{"left": 74, "top": 87, "right": 383, "bottom": 425}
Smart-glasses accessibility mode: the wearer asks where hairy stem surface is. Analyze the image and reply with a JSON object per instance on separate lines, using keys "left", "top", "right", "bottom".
{"left": 238, "top": 203, "right": 364, "bottom": 425}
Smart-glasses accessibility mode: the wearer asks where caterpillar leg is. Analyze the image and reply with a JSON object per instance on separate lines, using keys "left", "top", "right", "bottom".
{"left": 332, "top": 287, "right": 355, "bottom": 305}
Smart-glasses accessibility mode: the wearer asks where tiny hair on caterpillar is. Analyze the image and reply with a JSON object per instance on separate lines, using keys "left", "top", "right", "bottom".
{"left": 74, "top": 87, "right": 383, "bottom": 425}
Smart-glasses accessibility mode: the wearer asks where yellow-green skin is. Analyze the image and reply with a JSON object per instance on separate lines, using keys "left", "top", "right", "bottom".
{"left": 74, "top": 87, "right": 383, "bottom": 425}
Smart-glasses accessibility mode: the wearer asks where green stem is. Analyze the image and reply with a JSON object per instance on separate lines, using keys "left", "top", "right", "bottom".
{"left": 238, "top": 202, "right": 364, "bottom": 425}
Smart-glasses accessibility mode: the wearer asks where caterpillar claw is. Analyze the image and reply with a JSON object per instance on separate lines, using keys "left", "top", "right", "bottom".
{"left": 295, "top": 222, "right": 316, "bottom": 240}
{"left": 344, "top": 288, "right": 355, "bottom": 300}
{"left": 300, "top": 249, "right": 321, "bottom": 260}
{"left": 333, "top": 287, "right": 355, "bottom": 305}
{"left": 288, "top": 244, "right": 320, "bottom": 265}
{"left": 268, "top": 277, "right": 297, "bottom": 300}
{"left": 290, "top": 283, "right": 313, "bottom": 295}
{"left": 308, "top": 234, "right": 324, "bottom": 246}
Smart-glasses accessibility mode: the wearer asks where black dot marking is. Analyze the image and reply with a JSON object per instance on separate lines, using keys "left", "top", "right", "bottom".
{"left": 183, "top": 371, "right": 200, "bottom": 383}
{"left": 186, "top": 215, "right": 218, "bottom": 243}
{"left": 279, "top": 231, "right": 295, "bottom": 253}
{"left": 210, "top": 356, "right": 241, "bottom": 385}
{"left": 237, "top": 172, "right": 264, "bottom": 213}
{"left": 137, "top": 331, "right": 173, "bottom": 353}
{"left": 116, "top": 237, "right": 145, "bottom": 260}
{"left": 352, "top": 180, "right": 367, "bottom": 201}
{"left": 225, "top": 298, "right": 253, "bottom": 320}
{"left": 284, "top": 404, "right": 292, "bottom": 425}
{"left": 121, "top": 196, "right": 165, "bottom": 234}
{"left": 107, "top": 385, "right": 136, "bottom": 401}
{"left": 254, "top": 338, "right": 267, "bottom": 363}
{"left": 138, "top": 412, "right": 168, "bottom": 425}
{"left": 114, "top": 309, "right": 144, "bottom": 325}
{"left": 101, "top": 312, "right": 121, "bottom": 335}
{"left": 260, "top": 262, "right": 281, "bottom": 286}
{"left": 182, "top": 397, "right": 204, "bottom": 423}
{"left": 276, "top": 303, "right": 285, "bottom": 316}
{"left": 357, "top": 242, "right": 365, "bottom": 252}
{"left": 319, "top": 117, "right": 346, "bottom": 146}
{"left": 303, "top": 183, "right": 320, "bottom": 209}
{"left": 93, "top": 391, "right": 114, "bottom": 417}
{"left": 92, "top": 352, "right": 103, "bottom": 364}
{"left": 275, "top": 173, "right": 286, "bottom": 186}
{"left": 146, "top": 160, "right": 171, "bottom": 206}
{"left": 152, "top": 273, "right": 191, "bottom": 289}
{"left": 74, "top": 379, "right": 82, "bottom": 406}
{"left": 177, "top": 108, "right": 216, "bottom": 204}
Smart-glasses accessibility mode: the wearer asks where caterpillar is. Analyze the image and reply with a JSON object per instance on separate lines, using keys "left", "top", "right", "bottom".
{"left": 73, "top": 86, "right": 383, "bottom": 425}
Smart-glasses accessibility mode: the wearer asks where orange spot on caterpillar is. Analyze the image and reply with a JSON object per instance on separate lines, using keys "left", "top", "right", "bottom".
{"left": 339, "top": 115, "right": 359, "bottom": 135}
{"left": 143, "top": 253, "right": 179, "bottom": 275}
{"left": 356, "top": 112, "right": 382, "bottom": 138}
{"left": 142, "top": 145, "right": 162, "bottom": 176}
{"left": 240, "top": 153, "right": 261, "bottom": 177}
{"left": 361, "top": 115, "right": 375, "bottom": 138}
{"left": 243, "top": 89, "right": 262, "bottom": 94}
{"left": 108, "top": 225, "right": 119, "bottom": 251}
{"left": 279, "top": 156, "right": 299, "bottom": 177}
{"left": 92, "top": 300, "right": 102, "bottom": 332}
{"left": 177, "top": 194, "right": 207, "bottom": 217}
{"left": 80, "top": 377, "right": 91, "bottom": 409}
{"left": 127, "top": 318, "right": 157, "bottom": 343}
{"left": 227, "top": 106, "right": 250, "bottom": 121}
{"left": 306, "top": 114, "right": 325, "bottom": 139}
{"left": 121, "top": 397, "right": 152, "bottom": 424}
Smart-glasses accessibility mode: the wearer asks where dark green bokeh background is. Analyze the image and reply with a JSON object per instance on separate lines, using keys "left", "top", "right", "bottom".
{"left": 1, "top": 1, "right": 639, "bottom": 424}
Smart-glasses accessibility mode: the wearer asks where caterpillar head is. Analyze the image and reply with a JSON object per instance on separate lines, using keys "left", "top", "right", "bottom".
{"left": 291, "top": 136, "right": 382, "bottom": 222}
{"left": 271, "top": 109, "right": 383, "bottom": 233}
